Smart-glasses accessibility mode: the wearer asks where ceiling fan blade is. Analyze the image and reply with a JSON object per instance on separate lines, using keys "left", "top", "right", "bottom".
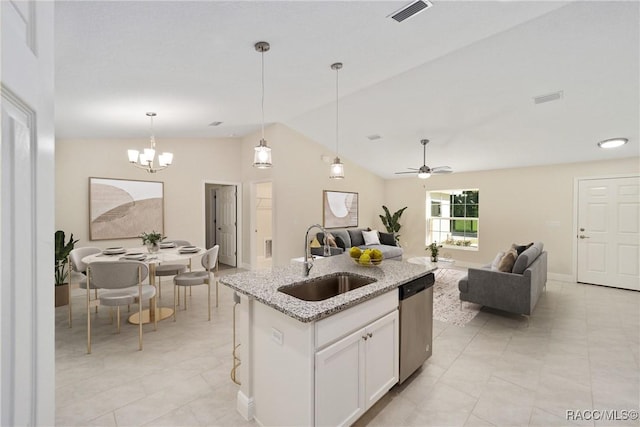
{"left": 406, "top": 167, "right": 419, "bottom": 171}
{"left": 432, "top": 166, "right": 453, "bottom": 174}
{"left": 394, "top": 171, "right": 418, "bottom": 175}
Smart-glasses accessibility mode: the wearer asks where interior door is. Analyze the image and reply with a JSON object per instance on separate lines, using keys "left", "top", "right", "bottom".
{"left": 216, "top": 186, "right": 237, "bottom": 267}
{"left": 1, "top": 1, "right": 55, "bottom": 425}
{"left": 577, "top": 177, "right": 640, "bottom": 290}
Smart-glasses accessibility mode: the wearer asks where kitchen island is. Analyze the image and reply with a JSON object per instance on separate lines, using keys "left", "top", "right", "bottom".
{"left": 220, "top": 254, "right": 434, "bottom": 426}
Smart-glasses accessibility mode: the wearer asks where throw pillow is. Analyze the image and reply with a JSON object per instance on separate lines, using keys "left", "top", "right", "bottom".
{"left": 325, "top": 232, "right": 337, "bottom": 248}
{"left": 497, "top": 248, "right": 517, "bottom": 272}
{"left": 490, "top": 251, "right": 505, "bottom": 271}
{"left": 379, "top": 232, "right": 397, "bottom": 246}
{"left": 334, "top": 235, "right": 346, "bottom": 249}
{"left": 348, "top": 229, "right": 366, "bottom": 247}
{"left": 362, "top": 230, "right": 381, "bottom": 246}
{"left": 512, "top": 242, "right": 533, "bottom": 256}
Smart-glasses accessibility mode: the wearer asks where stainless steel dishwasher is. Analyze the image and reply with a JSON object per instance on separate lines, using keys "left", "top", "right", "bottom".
{"left": 398, "top": 272, "right": 435, "bottom": 384}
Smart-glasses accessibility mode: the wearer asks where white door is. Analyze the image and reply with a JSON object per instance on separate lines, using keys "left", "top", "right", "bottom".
{"left": 364, "top": 310, "right": 399, "bottom": 407}
{"left": 577, "top": 177, "right": 640, "bottom": 290}
{"left": 216, "top": 186, "right": 237, "bottom": 266}
{"left": 1, "top": 1, "right": 55, "bottom": 425}
{"left": 315, "top": 328, "right": 366, "bottom": 427}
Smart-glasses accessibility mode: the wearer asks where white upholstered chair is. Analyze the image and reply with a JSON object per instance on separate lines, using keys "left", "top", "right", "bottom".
{"left": 86, "top": 261, "right": 156, "bottom": 354}
{"left": 154, "top": 239, "right": 191, "bottom": 299}
{"left": 173, "top": 245, "right": 219, "bottom": 321}
{"left": 68, "top": 246, "right": 101, "bottom": 328}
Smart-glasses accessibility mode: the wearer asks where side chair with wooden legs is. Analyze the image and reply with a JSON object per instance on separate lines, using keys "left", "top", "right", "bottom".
{"left": 86, "top": 261, "right": 157, "bottom": 354}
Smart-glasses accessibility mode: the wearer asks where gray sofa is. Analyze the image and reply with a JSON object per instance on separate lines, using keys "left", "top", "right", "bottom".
{"left": 311, "top": 228, "right": 404, "bottom": 260}
{"left": 458, "top": 242, "right": 547, "bottom": 315}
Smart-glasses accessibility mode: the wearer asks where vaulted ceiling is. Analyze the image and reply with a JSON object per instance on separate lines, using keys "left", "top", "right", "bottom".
{"left": 55, "top": 1, "right": 639, "bottom": 178}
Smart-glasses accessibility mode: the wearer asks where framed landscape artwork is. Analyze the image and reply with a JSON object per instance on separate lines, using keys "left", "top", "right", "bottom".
{"left": 323, "top": 190, "right": 358, "bottom": 228}
{"left": 89, "top": 177, "right": 164, "bottom": 240}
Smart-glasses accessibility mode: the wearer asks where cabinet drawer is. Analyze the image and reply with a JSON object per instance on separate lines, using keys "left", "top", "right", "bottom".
{"left": 315, "top": 291, "right": 397, "bottom": 350}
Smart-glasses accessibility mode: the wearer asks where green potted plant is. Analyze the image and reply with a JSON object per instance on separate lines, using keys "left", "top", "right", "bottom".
{"left": 426, "top": 242, "right": 442, "bottom": 262}
{"left": 55, "top": 230, "right": 79, "bottom": 307}
{"left": 140, "top": 230, "right": 164, "bottom": 253}
{"left": 379, "top": 205, "right": 407, "bottom": 243}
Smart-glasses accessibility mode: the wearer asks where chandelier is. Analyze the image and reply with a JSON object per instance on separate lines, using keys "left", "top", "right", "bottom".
{"left": 127, "top": 112, "right": 173, "bottom": 173}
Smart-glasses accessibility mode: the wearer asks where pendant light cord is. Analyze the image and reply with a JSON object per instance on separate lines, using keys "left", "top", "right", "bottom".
{"left": 261, "top": 50, "right": 265, "bottom": 141}
{"left": 149, "top": 114, "right": 156, "bottom": 150}
{"left": 335, "top": 66, "right": 339, "bottom": 156}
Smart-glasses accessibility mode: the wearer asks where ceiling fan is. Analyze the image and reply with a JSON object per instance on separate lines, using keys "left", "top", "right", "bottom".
{"left": 395, "top": 139, "right": 453, "bottom": 179}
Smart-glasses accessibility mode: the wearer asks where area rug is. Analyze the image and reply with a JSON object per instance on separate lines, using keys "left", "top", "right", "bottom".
{"left": 432, "top": 268, "right": 481, "bottom": 327}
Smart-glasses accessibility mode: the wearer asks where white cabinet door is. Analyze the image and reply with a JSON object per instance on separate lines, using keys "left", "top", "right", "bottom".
{"left": 364, "top": 311, "right": 399, "bottom": 408}
{"left": 315, "top": 328, "right": 366, "bottom": 427}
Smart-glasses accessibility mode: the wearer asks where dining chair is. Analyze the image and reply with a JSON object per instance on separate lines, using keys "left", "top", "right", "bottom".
{"left": 68, "top": 246, "right": 101, "bottom": 328}
{"left": 173, "top": 245, "right": 219, "bottom": 321}
{"left": 86, "top": 261, "right": 157, "bottom": 354}
{"left": 154, "top": 239, "right": 191, "bottom": 299}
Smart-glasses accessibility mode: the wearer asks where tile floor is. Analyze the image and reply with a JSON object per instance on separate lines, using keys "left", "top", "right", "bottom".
{"left": 56, "top": 272, "right": 639, "bottom": 427}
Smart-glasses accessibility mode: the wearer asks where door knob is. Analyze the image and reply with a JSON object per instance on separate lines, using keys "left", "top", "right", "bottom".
{"left": 579, "top": 235, "right": 590, "bottom": 239}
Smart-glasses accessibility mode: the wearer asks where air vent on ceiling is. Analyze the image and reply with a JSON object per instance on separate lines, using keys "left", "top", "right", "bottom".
{"left": 389, "top": 0, "right": 432, "bottom": 23}
{"left": 367, "top": 134, "right": 382, "bottom": 141}
{"left": 208, "top": 121, "right": 223, "bottom": 126}
{"left": 533, "top": 91, "right": 563, "bottom": 105}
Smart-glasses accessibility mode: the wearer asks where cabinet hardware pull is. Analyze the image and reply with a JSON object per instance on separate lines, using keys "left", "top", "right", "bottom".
{"left": 367, "top": 333, "right": 373, "bottom": 338}
{"left": 362, "top": 335, "right": 368, "bottom": 341}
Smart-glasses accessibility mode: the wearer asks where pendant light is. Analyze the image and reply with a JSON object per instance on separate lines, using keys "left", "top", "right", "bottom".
{"left": 330, "top": 62, "right": 345, "bottom": 179}
{"left": 127, "top": 112, "right": 173, "bottom": 173}
{"left": 253, "top": 41, "right": 273, "bottom": 168}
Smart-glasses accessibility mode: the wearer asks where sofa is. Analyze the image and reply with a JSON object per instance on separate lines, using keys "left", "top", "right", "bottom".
{"left": 311, "top": 228, "right": 404, "bottom": 260}
{"left": 458, "top": 242, "right": 547, "bottom": 315}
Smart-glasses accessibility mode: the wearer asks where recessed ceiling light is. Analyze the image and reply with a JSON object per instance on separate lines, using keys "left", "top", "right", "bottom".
{"left": 597, "top": 138, "right": 628, "bottom": 149}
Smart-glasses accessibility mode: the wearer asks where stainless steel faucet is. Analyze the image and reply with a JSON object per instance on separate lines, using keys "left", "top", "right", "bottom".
{"left": 303, "top": 224, "right": 330, "bottom": 276}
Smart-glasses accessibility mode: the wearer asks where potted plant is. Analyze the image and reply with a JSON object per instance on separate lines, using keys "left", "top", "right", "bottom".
{"left": 140, "top": 230, "right": 164, "bottom": 253}
{"left": 55, "top": 230, "right": 79, "bottom": 307}
{"left": 379, "top": 205, "right": 407, "bottom": 244}
{"left": 426, "top": 242, "right": 442, "bottom": 262}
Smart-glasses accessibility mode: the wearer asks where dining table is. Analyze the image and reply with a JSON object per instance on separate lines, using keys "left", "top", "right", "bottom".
{"left": 81, "top": 245, "right": 204, "bottom": 324}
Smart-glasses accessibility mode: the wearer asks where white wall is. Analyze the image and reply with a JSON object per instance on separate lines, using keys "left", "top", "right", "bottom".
{"left": 384, "top": 157, "right": 640, "bottom": 277}
{"left": 56, "top": 137, "right": 241, "bottom": 249}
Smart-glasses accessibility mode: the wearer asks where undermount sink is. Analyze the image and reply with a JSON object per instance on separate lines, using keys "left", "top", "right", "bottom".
{"left": 278, "top": 272, "right": 377, "bottom": 302}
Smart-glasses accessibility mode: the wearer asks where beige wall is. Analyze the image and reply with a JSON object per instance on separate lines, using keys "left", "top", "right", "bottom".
{"left": 56, "top": 137, "right": 242, "bottom": 249}
{"left": 240, "top": 124, "right": 386, "bottom": 267}
{"left": 56, "top": 132, "right": 638, "bottom": 277}
{"left": 384, "top": 157, "right": 640, "bottom": 277}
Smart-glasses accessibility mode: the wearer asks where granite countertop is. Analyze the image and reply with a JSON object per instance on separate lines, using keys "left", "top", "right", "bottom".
{"left": 219, "top": 254, "right": 436, "bottom": 323}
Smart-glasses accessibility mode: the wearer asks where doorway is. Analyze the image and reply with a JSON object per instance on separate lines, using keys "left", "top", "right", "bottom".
{"left": 576, "top": 176, "right": 639, "bottom": 290}
{"left": 205, "top": 183, "right": 238, "bottom": 268}
{"left": 254, "top": 182, "right": 273, "bottom": 270}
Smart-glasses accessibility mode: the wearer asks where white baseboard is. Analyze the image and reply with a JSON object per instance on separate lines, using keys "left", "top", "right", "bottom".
{"left": 237, "top": 390, "right": 254, "bottom": 421}
{"left": 548, "top": 272, "right": 574, "bottom": 283}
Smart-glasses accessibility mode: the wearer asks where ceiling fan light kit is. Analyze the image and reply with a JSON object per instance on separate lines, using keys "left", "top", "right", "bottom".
{"left": 395, "top": 139, "right": 452, "bottom": 179}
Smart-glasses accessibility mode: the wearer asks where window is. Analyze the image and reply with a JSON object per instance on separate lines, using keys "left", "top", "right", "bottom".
{"left": 427, "top": 189, "right": 479, "bottom": 249}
